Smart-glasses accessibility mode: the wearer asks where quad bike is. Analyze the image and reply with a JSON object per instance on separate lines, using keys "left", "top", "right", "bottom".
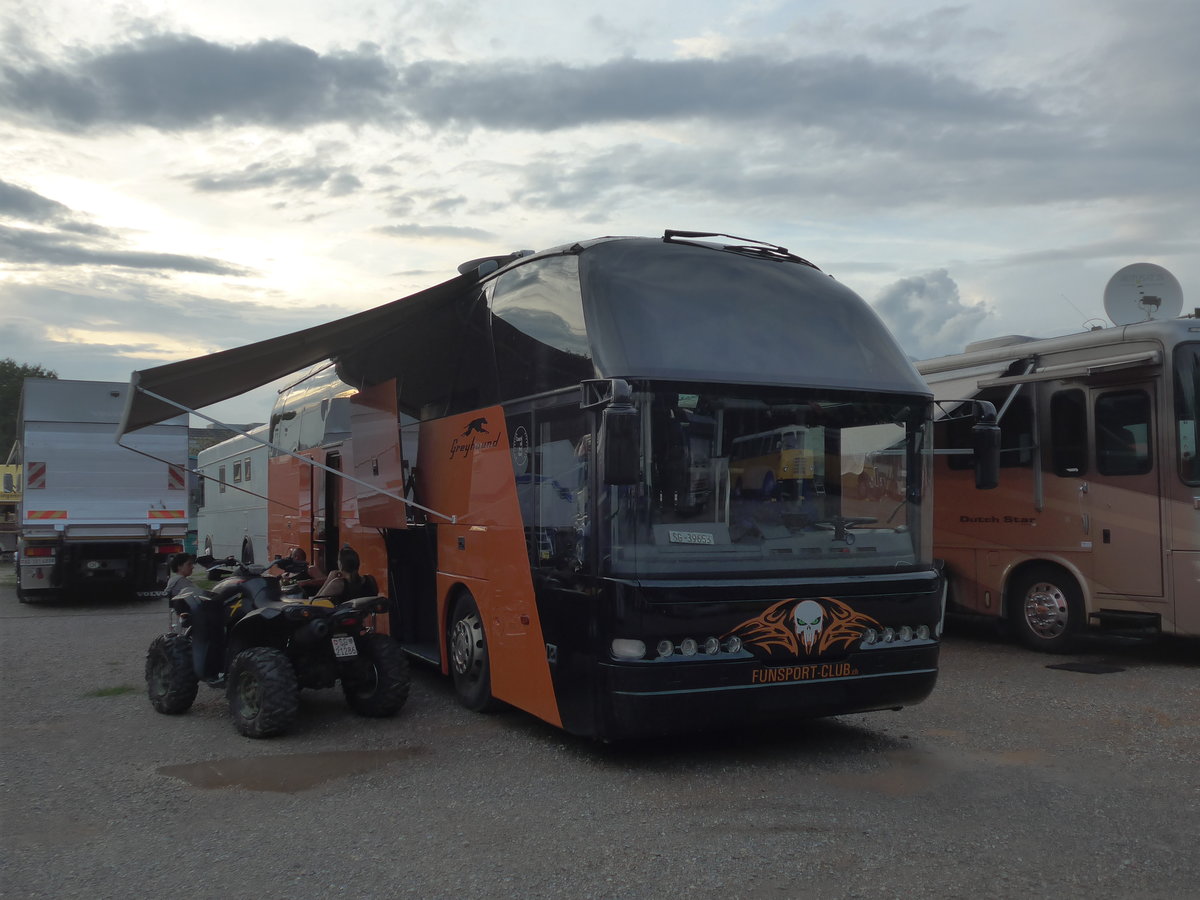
{"left": 145, "top": 564, "right": 410, "bottom": 738}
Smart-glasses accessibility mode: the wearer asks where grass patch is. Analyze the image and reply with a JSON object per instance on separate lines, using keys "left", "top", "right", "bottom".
{"left": 85, "top": 685, "right": 139, "bottom": 698}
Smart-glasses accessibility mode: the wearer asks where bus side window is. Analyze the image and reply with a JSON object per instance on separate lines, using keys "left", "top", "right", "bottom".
{"left": 1096, "top": 390, "right": 1152, "bottom": 476}
{"left": 1050, "top": 389, "right": 1087, "bottom": 476}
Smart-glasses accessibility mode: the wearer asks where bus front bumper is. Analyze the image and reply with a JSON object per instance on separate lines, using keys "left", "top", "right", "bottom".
{"left": 596, "top": 644, "right": 938, "bottom": 740}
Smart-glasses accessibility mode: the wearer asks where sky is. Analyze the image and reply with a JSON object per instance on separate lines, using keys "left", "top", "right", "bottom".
{"left": 2, "top": 0, "right": 1197, "bottom": 426}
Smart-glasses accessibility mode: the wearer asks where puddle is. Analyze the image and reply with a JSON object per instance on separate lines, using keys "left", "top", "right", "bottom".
{"left": 158, "top": 747, "right": 428, "bottom": 792}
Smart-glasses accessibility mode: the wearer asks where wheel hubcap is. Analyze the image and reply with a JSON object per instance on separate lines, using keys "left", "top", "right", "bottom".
{"left": 451, "top": 615, "right": 481, "bottom": 678}
{"left": 1024, "top": 581, "right": 1069, "bottom": 639}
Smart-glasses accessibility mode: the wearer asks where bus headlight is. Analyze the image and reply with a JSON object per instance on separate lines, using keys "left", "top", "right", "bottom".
{"left": 680, "top": 638, "right": 698, "bottom": 656}
{"left": 611, "top": 639, "right": 647, "bottom": 660}
{"left": 703, "top": 637, "right": 721, "bottom": 655}
{"left": 657, "top": 640, "right": 675, "bottom": 658}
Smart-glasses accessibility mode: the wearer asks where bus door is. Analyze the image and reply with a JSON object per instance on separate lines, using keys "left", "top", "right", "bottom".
{"left": 312, "top": 452, "right": 341, "bottom": 572}
{"left": 1085, "top": 384, "right": 1163, "bottom": 597}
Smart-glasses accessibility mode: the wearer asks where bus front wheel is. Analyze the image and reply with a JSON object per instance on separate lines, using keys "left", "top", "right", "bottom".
{"left": 448, "top": 591, "right": 500, "bottom": 712}
{"left": 1009, "top": 566, "right": 1083, "bottom": 654}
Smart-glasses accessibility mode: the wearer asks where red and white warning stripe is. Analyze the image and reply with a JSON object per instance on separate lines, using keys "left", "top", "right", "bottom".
{"left": 168, "top": 465, "right": 185, "bottom": 491}
{"left": 26, "top": 461, "right": 46, "bottom": 489}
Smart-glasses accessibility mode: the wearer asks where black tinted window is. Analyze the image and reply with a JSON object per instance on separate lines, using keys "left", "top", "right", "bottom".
{"left": 1051, "top": 389, "right": 1087, "bottom": 476}
{"left": 491, "top": 256, "right": 593, "bottom": 401}
{"left": 1096, "top": 390, "right": 1152, "bottom": 476}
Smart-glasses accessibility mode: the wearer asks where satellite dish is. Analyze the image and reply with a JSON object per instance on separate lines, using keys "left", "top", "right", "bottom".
{"left": 1103, "top": 263, "right": 1184, "bottom": 325}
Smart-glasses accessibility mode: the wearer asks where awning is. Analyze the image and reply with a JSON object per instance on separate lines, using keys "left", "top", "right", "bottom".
{"left": 118, "top": 272, "right": 476, "bottom": 436}
{"left": 978, "top": 349, "right": 1161, "bottom": 387}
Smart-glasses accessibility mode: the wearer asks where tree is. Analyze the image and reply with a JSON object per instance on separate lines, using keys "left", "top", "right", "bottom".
{"left": 1, "top": 359, "right": 58, "bottom": 461}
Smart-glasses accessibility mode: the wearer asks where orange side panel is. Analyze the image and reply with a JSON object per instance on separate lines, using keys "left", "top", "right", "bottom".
{"left": 350, "top": 380, "right": 408, "bottom": 529}
{"left": 420, "top": 408, "right": 561, "bottom": 729}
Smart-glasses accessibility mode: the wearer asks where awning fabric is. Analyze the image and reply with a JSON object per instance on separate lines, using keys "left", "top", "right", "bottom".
{"left": 119, "top": 272, "right": 475, "bottom": 436}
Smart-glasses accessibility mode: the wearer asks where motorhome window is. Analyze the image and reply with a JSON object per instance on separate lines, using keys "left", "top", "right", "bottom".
{"left": 945, "top": 390, "right": 1033, "bottom": 470}
{"left": 1050, "top": 389, "right": 1088, "bottom": 477}
{"left": 218, "top": 465, "right": 227, "bottom": 493}
{"left": 491, "top": 256, "right": 593, "bottom": 402}
{"left": 232, "top": 462, "right": 242, "bottom": 483}
{"left": 1175, "top": 343, "right": 1199, "bottom": 485}
{"left": 1095, "top": 390, "right": 1152, "bottom": 476}
{"left": 243, "top": 456, "right": 252, "bottom": 481}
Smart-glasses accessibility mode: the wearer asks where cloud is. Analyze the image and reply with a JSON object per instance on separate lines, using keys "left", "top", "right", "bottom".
{"left": 0, "top": 179, "right": 254, "bottom": 276}
{"left": 1, "top": 30, "right": 1030, "bottom": 139}
{"left": 0, "top": 224, "right": 253, "bottom": 275}
{"left": 188, "top": 161, "right": 363, "bottom": 196}
{"left": 0, "top": 178, "right": 74, "bottom": 223}
{"left": 0, "top": 33, "right": 396, "bottom": 131}
{"left": 375, "top": 223, "right": 496, "bottom": 240}
{"left": 872, "top": 270, "right": 988, "bottom": 359}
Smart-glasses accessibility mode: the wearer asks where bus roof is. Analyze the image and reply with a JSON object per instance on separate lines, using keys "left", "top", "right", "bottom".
{"left": 120, "top": 232, "right": 928, "bottom": 436}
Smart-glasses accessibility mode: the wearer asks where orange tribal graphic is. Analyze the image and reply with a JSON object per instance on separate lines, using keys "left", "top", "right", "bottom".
{"left": 725, "top": 597, "right": 881, "bottom": 657}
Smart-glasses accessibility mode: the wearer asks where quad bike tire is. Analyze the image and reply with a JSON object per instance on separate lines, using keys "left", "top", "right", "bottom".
{"left": 226, "top": 647, "right": 300, "bottom": 738}
{"left": 145, "top": 633, "right": 199, "bottom": 715}
{"left": 342, "top": 634, "right": 412, "bottom": 718}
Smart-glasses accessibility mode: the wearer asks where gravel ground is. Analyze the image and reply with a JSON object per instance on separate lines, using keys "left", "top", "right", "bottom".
{"left": 1, "top": 567, "right": 1197, "bottom": 899}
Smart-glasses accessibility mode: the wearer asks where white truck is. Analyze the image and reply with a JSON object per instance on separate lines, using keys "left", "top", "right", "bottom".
{"left": 14, "top": 378, "right": 189, "bottom": 602}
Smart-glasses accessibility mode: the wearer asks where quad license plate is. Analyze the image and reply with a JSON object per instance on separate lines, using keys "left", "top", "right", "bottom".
{"left": 331, "top": 635, "right": 358, "bottom": 659}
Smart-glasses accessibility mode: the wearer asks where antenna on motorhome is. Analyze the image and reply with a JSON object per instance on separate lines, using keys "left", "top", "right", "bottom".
{"left": 1103, "top": 263, "right": 1184, "bottom": 325}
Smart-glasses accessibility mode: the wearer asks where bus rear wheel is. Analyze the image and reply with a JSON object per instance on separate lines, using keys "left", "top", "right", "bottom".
{"left": 1010, "top": 566, "right": 1083, "bottom": 653}
{"left": 448, "top": 591, "right": 500, "bottom": 712}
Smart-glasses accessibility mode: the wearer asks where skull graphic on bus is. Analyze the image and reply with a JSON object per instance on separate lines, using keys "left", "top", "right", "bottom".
{"left": 792, "top": 599, "right": 825, "bottom": 652}
{"left": 725, "top": 596, "right": 880, "bottom": 657}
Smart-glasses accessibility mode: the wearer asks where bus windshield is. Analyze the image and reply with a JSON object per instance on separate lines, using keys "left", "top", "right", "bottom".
{"left": 604, "top": 386, "right": 931, "bottom": 577}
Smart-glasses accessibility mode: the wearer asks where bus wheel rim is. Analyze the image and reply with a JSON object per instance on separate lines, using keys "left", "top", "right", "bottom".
{"left": 451, "top": 615, "right": 480, "bottom": 678}
{"left": 1023, "top": 581, "right": 1068, "bottom": 639}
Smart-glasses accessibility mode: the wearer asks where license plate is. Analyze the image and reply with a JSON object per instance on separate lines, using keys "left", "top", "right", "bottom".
{"left": 331, "top": 635, "right": 358, "bottom": 659}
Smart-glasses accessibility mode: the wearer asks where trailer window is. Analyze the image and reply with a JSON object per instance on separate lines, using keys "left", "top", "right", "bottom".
{"left": 218, "top": 465, "right": 227, "bottom": 493}
{"left": 1175, "top": 343, "right": 1199, "bottom": 484}
{"left": 1050, "top": 389, "right": 1088, "bottom": 477}
{"left": 1095, "top": 390, "right": 1152, "bottom": 476}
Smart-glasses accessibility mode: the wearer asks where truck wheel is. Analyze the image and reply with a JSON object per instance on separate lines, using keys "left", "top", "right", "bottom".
{"left": 226, "top": 647, "right": 299, "bottom": 738}
{"left": 448, "top": 591, "right": 500, "bottom": 712}
{"left": 1010, "top": 566, "right": 1083, "bottom": 653}
{"left": 145, "top": 634, "right": 199, "bottom": 714}
{"left": 342, "top": 634, "right": 411, "bottom": 717}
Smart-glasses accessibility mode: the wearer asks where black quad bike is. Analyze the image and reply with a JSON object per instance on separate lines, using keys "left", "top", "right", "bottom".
{"left": 145, "top": 565, "right": 410, "bottom": 738}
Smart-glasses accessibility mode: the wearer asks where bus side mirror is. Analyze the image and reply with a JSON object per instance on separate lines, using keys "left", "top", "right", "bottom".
{"left": 972, "top": 401, "right": 1000, "bottom": 490}
{"left": 600, "top": 381, "right": 639, "bottom": 486}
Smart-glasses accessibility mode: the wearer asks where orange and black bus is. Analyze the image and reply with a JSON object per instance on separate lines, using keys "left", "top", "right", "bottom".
{"left": 121, "top": 230, "right": 996, "bottom": 739}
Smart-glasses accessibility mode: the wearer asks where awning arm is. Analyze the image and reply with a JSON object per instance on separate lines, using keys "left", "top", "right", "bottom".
{"left": 124, "top": 386, "right": 458, "bottom": 525}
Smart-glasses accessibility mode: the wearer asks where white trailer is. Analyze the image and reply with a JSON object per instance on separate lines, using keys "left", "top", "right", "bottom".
{"left": 196, "top": 426, "right": 269, "bottom": 564}
{"left": 14, "top": 379, "right": 189, "bottom": 602}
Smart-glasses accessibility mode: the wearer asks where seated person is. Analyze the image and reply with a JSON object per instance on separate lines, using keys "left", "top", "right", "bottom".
{"left": 313, "top": 546, "right": 378, "bottom": 605}
{"left": 267, "top": 547, "right": 326, "bottom": 596}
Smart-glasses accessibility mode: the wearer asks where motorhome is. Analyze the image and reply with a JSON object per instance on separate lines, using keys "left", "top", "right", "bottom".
{"left": 196, "top": 426, "right": 269, "bottom": 564}
{"left": 917, "top": 263, "right": 1198, "bottom": 650}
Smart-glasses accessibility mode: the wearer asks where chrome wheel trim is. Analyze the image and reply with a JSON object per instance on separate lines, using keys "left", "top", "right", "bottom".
{"left": 1023, "top": 581, "right": 1070, "bottom": 639}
